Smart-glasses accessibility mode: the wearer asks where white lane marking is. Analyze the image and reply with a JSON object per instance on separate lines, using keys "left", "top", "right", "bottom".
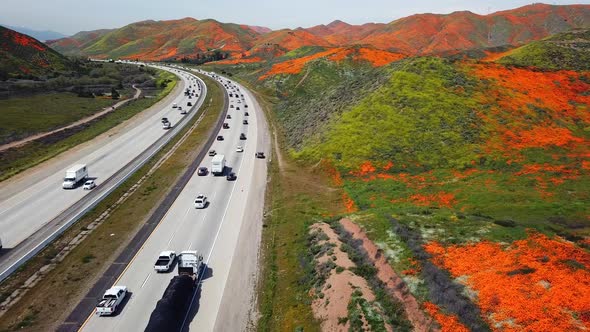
{"left": 185, "top": 192, "right": 215, "bottom": 250}
{"left": 141, "top": 273, "right": 151, "bottom": 288}
{"left": 168, "top": 206, "right": 192, "bottom": 246}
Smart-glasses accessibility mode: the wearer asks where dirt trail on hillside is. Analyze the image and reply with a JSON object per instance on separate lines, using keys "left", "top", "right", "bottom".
{"left": 0, "top": 85, "right": 142, "bottom": 152}
{"left": 310, "top": 222, "right": 392, "bottom": 332}
{"left": 340, "top": 218, "right": 438, "bottom": 332}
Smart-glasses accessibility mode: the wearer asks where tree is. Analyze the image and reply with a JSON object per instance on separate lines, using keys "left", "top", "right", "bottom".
{"left": 111, "top": 87, "right": 120, "bottom": 100}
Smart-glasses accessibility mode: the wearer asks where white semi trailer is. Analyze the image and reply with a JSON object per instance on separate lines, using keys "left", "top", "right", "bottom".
{"left": 62, "top": 164, "right": 88, "bottom": 189}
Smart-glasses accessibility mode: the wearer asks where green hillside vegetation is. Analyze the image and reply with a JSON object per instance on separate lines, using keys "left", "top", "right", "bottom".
{"left": 297, "top": 57, "right": 482, "bottom": 170}
{"left": 0, "top": 26, "right": 71, "bottom": 79}
{"left": 498, "top": 28, "right": 590, "bottom": 70}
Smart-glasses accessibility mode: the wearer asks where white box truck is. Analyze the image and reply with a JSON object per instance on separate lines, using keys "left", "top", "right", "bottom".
{"left": 62, "top": 164, "right": 88, "bottom": 189}
{"left": 211, "top": 154, "right": 226, "bottom": 176}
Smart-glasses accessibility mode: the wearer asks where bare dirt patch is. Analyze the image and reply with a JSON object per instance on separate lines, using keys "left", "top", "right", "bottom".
{"left": 309, "top": 222, "right": 392, "bottom": 332}
{"left": 340, "top": 218, "right": 437, "bottom": 332}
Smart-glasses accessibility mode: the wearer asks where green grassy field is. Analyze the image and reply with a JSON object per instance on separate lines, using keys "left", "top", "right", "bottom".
{"left": 0, "top": 93, "right": 117, "bottom": 144}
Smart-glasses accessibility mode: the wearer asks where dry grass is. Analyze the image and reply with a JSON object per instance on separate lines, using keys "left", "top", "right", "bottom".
{"left": 247, "top": 85, "right": 347, "bottom": 332}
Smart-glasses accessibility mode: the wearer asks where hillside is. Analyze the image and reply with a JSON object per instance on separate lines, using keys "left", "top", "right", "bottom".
{"left": 0, "top": 26, "right": 70, "bottom": 78}
{"left": 49, "top": 3, "right": 590, "bottom": 62}
{"left": 47, "top": 29, "right": 113, "bottom": 55}
{"left": 215, "top": 22, "right": 590, "bottom": 330}
{"left": 497, "top": 28, "right": 590, "bottom": 70}
{"left": 358, "top": 3, "right": 590, "bottom": 54}
{"left": 48, "top": 18, "right": 260, "bottom": 61}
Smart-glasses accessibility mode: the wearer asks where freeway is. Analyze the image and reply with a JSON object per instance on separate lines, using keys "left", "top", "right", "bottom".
{"left": 0, "top": 65, "right": 206, "bottom": 281}
{"left": 79, "top": 70, "right": 269, "bottom": 331}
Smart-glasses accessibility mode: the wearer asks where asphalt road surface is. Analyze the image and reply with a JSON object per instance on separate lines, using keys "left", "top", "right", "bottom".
{"left": 80, "top": 70, "right": 269, "bottom": 331}
{"left": 0, "top": 65, "right": 206, "bottom": 280}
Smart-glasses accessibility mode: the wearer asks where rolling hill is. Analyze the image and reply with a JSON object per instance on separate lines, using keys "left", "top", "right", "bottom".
{"left": 497, "top": 28, "right": 590, "bottom": 70}
{"left": 0, "top": 25, "right": 70, "bottom": 78}
{"left": 48, "top": 3, "right": 590, "bottom": 61}
{"left": 47, "top": 29, "right": 113, "bottom": 55}
{"left": 48, "top": 18, "right": 260, "bottom": 61}
{"left": 234, "top": 35, "right": 590, "bottom": 331}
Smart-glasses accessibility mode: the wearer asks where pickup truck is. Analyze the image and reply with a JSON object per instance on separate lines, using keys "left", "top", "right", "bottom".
{"left": 154, "top": 251, "right": 176, "bottom": 272}
{"left": 96, "top": 286, "right": 128, "bottom": 316}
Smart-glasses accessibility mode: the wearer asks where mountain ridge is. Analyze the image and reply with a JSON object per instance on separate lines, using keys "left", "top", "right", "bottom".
{"left": 47, "top": 3, "right": 590, "bottom": 60}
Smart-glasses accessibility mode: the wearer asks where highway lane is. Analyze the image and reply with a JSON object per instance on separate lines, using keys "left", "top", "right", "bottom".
{"left": 0, "top": 66, "right": 205, "bottom": 273}
{"left": 81, "top": 71, "right": 269, "bottom": 331}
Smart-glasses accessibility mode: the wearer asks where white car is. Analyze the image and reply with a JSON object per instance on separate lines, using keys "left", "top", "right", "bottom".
{"left": 194, "top": 194, "right": 207, "bottom": 209}
{"left": 83, "top": 180, "right": 96, "bottom": 190}
{"left": 236, "top": 146, "right": 244, "bottom": 152}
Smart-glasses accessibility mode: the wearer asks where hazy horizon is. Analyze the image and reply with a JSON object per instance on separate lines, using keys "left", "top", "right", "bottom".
{"left": 1, "top": 0, "right": 589, "bottom": 36}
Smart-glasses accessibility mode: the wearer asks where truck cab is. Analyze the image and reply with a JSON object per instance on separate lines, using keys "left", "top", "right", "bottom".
{"left": 96, "top": 286, "right": 128, "bottom": 316}
{"left": 177, "top": 251, "right": 203, "bottom": 277}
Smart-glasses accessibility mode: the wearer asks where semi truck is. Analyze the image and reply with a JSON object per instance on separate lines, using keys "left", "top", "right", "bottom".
{"left": 211, "top": 154, "right": 226, "bottom": 176}
{"left": 62, "top": 164, "right": 88, "bottom": 189}
{"left": 145, "top": 251, "right": 203, "bottom": 332}
{"left": 96, "top": 286, "right": 128, "bottom": 316}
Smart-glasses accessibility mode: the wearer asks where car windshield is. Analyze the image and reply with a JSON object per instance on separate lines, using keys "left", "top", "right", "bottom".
{"left": 64, "top": 177, "right": 75, "bottom": 182}
{"left": 85, "top": 181, "right": 93, "bottom": 185}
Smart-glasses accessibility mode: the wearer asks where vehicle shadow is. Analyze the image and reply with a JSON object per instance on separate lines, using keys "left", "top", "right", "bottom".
{"left": 180, "top": 266, "right": 213, "bottom": 331}
{"left": 0, "top": 247, "right": 11, "bottom": 257}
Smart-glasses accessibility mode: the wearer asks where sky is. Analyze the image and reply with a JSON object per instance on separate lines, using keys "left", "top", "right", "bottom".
{"left": 1, "top": 0, "right": 589, "bottom": 35}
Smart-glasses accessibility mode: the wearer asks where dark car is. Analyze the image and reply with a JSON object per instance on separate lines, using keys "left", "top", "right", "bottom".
{"left": 226, "top": 114, "right": 232, "bottom": 119}
{"left": 244, "top": 104, "right": 248, "bottom": 108}
{"left": 217, "top": 135, "right": 224, "bottom": 141}
{"left": 226, "top": 172, "right": 237, "bottom": 181}
{"left": 243, "top": 120, "right": 248, "bottom": 125}
{"left": 230, "top": 105, "right": 234, "bottom": 108}
{"left": 223, "top": 123, "right": 230, "bottom": 129}
{"left": 197, "top": 167, "right": 208, "bottom": 176}
{"left": 256, "top": 152, "right": 266, "bottom": 159}
{"left": 229, "top": 93, "right": 233, "bottom": 97}
{"left": 244, "top": 112, "right": 249, "bottom": 116}
{"left": 236, "top": 107, "right": 240, "bottom": 110}
{"left": 240, "top": 133, "right": 246, "bottom": 140}
{"left": 187, "top": 102, "right": 192, "bottom": 106}
{"left": 208, "top": 150, "right": 216, "bottom": 156}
